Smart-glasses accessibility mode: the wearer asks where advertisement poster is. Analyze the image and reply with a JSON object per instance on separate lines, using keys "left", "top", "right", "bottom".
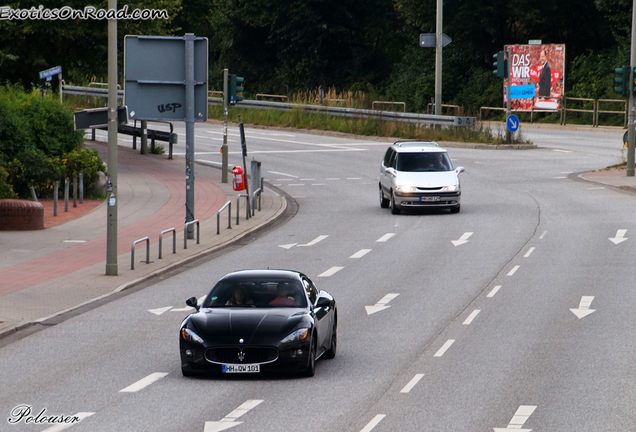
{"left": 503, "top": 44, "right": 565, "bottom": 111}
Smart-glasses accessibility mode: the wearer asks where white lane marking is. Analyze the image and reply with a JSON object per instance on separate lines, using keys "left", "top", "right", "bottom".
{"left": 507, "top": 265, "right": 520, "bottom": 276}
{"left": 552, "top": 149, "right": 573, "bottom": 153}
{"left": 365, "top": 293, "right": 399, "bottom": 315}
{"left": 300, "top": 178, "right": 315, "bottom": 181}
{"left": 318, "top": 266, "right": 344, "bottom": 277}
{"left": 268, "top": 171, "right": 298, "bottom": 178}
{"left": 494, "top": 405, "right": 536, "bottom": 432}
{"left": 400, "top": 374, "right": 425, "bottom": 393}
{"left": 434, "top": 339, "right": 455, "bottom": 357}
{"left": 360, "top": 414, "right": 386, "bottom": 432}
{"left": 539, "top": 230, "right": 547, "bottom": 239}
{"left": 609, "top": 229, "right": 628, "bottom": 244}
{"left": 311, "top": 183, "right": 325, "bottom": 186}
{"left": 204, "top": 400, "right": 263, "bottom": 432}
{"left": 523, "top": 247, "right": 535, "bottom": 258}
{"left": 552, "top": 176, "right": 567, "bottom": 179}
{"left": 288, "top": 184, "right": 305, "bottom": 186}
{"left": 148, "top": 306, "right": 172, "bottom": 315}
{"left": 487, "top": 286, "right": 502, "bottom": 298}
{"left": 347, "top": 177, "right": 362, "bottom": 180}
{"left": 350, "top": 249, "right": 371, "bottom": 259}
{"left": 119, "top": 372, "right": 169, "bottom": 393}
{"left": 278, "top": 243, "right": 298, "bottom": 249}
{"left": 41, "top": 412, "right": 95, "bottom": 432}
{"left": 588, "top": 187, "right": 605, "bottom": 189}
{"left": 298, "top": 235, "right": 329, "bottom": 247}
{"left": 451, "top": 232, "right": 473, "bottom": 246}
{"left": 62, "top": 240, "right": 87, "bottom": 243}
{"left": 171, "top": 306, "right": 195, "bottom": 312}
{"left": 561, "top": 171, "right": 573, "bottom": 174}
{"left": 376, "top": 233, "right": 395, "bottom": 242}
{"left": 570, "top": 296, "right": 596, "bottom": 319}
{"left": 276, "top": 179, "right": 293, "bottom": 181}
{"left": 463, "top": 310, "right": 481, "bottom": 325}
{"left": 326, "top": 178, "right": 340, "bottom": 180}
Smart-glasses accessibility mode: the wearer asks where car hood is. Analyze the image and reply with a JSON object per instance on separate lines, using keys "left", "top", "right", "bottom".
{"left": 396, "top": 171, "right": 459, "bottom": 188}
{"left": 189, "top": 308, "right": 307, "bottom": 341}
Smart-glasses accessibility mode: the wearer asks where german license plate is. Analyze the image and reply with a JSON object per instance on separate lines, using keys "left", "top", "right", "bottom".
{"left": 420, "top": 196, "right": 440, "bottom": 202}
{"left": 222, "top": 364, "right": 260, "bottom": 373}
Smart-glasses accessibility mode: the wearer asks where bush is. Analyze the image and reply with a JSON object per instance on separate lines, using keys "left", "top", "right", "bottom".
{"left": 62, "top": 147, "right": 106, "bottom": 196}
{"left": 0, "top": 163, "right": 16, "bottom": 199}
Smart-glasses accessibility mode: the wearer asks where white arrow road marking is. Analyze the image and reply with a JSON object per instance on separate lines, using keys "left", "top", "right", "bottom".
{"left": 487, "top": 286, "right": 502, "bottom": 298}
{"left": 400, "top": 374, "right": 425, "bottom": 393}
{"left": 148, "top": 307, "right": 172, "bottom": 316}
{"left": 204, "top": 400, "right": 263, "bottom": 432}
{"left": 365, "top": 293, "right": 399, "bottom": 315}
{"left": 298, "top": 235, "right": 329, "bottom": 247}
{"left": 171, "top": 306, "right": 195, "bottom": 312}
{"left": 278, "top": 243, "right": 298, "bottom": 249}
{"left": 451, "top": 232, "right": 473, "bottom": 246}
{"left": 376, "top": 233, "right": 395, "bottom": 242}
{"left": 120, "top": 372, "right": 169, "bottom": 393}
{"left": 41, "top": 412, "right": 95, "bottom": 432}
{"left": 609, "top": 229, "right": 628, "bottom": 244}
{"left": 360, "top": 414, "right": 386, "bottom": 432}
{"left": 434, "top": 339, "right": 455, "bottom": 357}
{"left": 463, "top": 310, "right": 481, "bottom": 325}
{"left": 318, "top": 266, "right": 344, "bottom": 277}
{"left": 570, "top": 296, "right": 596, "bottom": 319}
{"left": 493, "top": 405, "right": 536, "bottom": 431}
{"left": 350, "top": 249, "right": 371, "bottom": 259}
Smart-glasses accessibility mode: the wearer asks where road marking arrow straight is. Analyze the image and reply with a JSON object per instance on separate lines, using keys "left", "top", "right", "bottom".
{"left": 493, "top": 405, "right": 536, "bottom": 432}
{"left": 148, "top": 306, "right": 172, "bottom": 315}
{"left": 609, "top": 229, "right": 628, "bottom": 244}
{"left": 365, "top": 293, "right": 399, "bottom": 315}
{"left": 204, "top": 400, "right": 263, "bottom": 432}
{"left": 451, "top": 232, "right": 473, "bottom": 246}
{"left": 570, "top": 296, "right": 596, "bottom": 319}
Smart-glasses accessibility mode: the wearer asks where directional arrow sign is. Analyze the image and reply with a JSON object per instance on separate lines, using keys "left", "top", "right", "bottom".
{"left": 420, "top": 33, "right": 452, "bottom": 48}
{"left": 609, "top": 229, "right": 628, "bottom": 244}
{"left": 205, "top": 400, "right": 263, "bottom": 432}
{"left": 148, "top": 306, "right": 172, "bottom": 316}
{"left": 494, "top": 405, "right": 536, "bottom": 432}
{"left": 451, "top": 232, "right": 473, "bottom": 246}
{"left": 298, "top": 235, "right": 329, "bottom": 247}
{"left": 204, "top": 422, "right": 242, "bottom": 432}
{"left": 365, "top": 293, "right": 399, "bottom": 315}
{"left": 570, "top": 296, "right": 596, "bottom": 319}
{"left": 278, "top": 243, "right": 298, "bottom": 249}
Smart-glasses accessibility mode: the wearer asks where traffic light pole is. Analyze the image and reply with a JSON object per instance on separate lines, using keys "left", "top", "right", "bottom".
{"left": 222, "top": 68, "right": 229, "bottom": 183}
{"left": 628, "top": 0, "right": 636, "bottom": 177}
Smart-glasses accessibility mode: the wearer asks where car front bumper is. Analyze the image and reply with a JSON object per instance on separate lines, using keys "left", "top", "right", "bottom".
{"left": 393, "top": 191, "right": 461, "bottom": 208}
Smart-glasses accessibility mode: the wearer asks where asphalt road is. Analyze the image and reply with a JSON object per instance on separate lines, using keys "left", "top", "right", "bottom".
{"left": 1, "top": 122, "right": 633, "bottom": 431}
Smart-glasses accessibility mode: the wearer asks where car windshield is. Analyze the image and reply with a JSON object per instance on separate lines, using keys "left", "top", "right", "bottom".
{"left": 396, "top": 152, "right": 452, "bottom": 172}
{"left": 203, "top": 278, "right": 307, "bottom": 308}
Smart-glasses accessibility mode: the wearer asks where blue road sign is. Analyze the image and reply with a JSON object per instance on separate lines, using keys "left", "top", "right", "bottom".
{"left": 507, "top": 114, "right": 519, "bottom": 133}
{"left": 39, "top": 66, "right": 62, "bottom": 80}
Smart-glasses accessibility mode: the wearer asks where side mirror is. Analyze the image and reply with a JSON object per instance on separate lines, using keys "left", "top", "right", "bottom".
{"left": 186, "top": 296, "right": 199, "bottom": 310}
{"left": 456, "top": 166, "right": 465, "bottom": 174}
{"left": 316, "top": 297, "right": 331, "bottom": 308}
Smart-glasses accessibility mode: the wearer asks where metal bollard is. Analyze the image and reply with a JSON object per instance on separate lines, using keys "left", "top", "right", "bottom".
{"left": 30, "top": 187, "right": 38, "bottom": 202}
{"left": 158, "top": 228, "right": 176, "bottom": 259}
{"left": 184, "top": 220, "right": 199, "bottom": 249}
{"left": 64, "top": 177, "right": 69, "bottom": 212}
{"left": 53, "top": 181, "right": 58, "bottom": 216}
{"left": 79, "top": 171, "right": 84, "bottom": 203}
{"left": 131, "top": 237, "right": 150, "bottom": 270}
{"left": 73, "top": 173, "right": 77, "bottom": 208}
{"left": 216, "top": 201, "right": 232, "bottom": 234}
{"left": 236, "top": 194, "right": 250, "bottom": 225}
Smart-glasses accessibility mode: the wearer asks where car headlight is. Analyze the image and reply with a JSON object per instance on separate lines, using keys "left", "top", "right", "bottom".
{"left": 396, "top": 185, "right": 417, "bottom": 192}
{"left": 281, "top": 328, "right": 309, "bottom": 344}
{"left": 442, "top": 184, "right": 459, "bottom": 192}
{"left": 181, "top": 328, "right": 204, "bottom": 344}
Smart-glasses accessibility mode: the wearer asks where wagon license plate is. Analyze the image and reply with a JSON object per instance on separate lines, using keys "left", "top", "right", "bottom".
{"left": 420, "top": 196, "right": 440, "bottom": 202}
{"left": 222, "top": 364, "right": 260, "bottom": 373}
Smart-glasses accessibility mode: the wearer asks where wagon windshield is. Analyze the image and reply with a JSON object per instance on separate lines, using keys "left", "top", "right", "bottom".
{"left": 203, "top": 278, "right": 307, "bottom": 308}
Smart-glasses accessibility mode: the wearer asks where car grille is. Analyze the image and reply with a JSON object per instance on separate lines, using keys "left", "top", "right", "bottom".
{"left": 205, "top": 346, "right": 279, "bottom": 364}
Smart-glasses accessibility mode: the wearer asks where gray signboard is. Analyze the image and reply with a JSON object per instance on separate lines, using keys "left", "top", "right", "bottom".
{"left": 74, "top": 106, "right": 128, "bottom": 130}
{"left": 419, "top": 33, "right": 452, "bottom": 48}
{"left": 124, "top": 35, "right": 208, "bottom": 122}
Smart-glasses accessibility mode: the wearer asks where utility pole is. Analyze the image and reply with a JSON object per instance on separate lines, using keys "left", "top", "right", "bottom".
{"left": 434, "top": 0, "right": 443, "bottom": 116}
{"left": 628, "top": 0, "right": 636, "bottom": 176}
{"left": 222, "top": 68, "right": 229, "bottom": 183}
{"left": 105, "top": 0, "right": 118, "bottom": 276}
{"left": 185, "top": 33, "right": 195, "bottom": 238}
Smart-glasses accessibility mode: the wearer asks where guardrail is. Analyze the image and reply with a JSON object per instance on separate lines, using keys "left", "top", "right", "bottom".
{"left": 216, "top": 201, "right": 232, "bottom": 235}
{"left": 131, "top": 237, "right": 150, "bottom": 270}
{"left": 158, "top": 228, "right": 176, "bottom": 259}
{"left": 596, "top": 99, "right": 627, "bottom": 127}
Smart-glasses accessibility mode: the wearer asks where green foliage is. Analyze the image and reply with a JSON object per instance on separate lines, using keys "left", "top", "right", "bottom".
{"left": 0, "top": 163, "right": 16, "bottom": 199}
{"left": 62, "top": 148, "right": 107, "bottom": 196}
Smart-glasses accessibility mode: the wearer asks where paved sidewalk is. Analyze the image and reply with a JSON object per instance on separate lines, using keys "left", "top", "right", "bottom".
{"left": 579, "top": 168, "right": 636, "bottom": 192}
{"left": 0, "top": 140, "right": 288, "bottom": 339}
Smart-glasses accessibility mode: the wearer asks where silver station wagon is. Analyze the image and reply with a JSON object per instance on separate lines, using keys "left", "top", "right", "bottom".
{"left": 379, "top": 141, "right": 465, "bottom": 214}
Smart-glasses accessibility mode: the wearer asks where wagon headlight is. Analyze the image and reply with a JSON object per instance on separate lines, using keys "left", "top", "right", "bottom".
{"left": 396, "top": 185, "right": 416, "bottom": 192}
{"left": 442, "top": 184, "right": 459, "bottom": 191}
{"left": 281, "top": 328, "right": 309, "bottom": 344}
{"left": 181, "top": 328, "right": 204, "bottom": 344}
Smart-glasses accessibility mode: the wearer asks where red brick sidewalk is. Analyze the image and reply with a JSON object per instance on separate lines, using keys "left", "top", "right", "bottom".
{"left": 39, "top": 199, "right": 104, "bottom": 228}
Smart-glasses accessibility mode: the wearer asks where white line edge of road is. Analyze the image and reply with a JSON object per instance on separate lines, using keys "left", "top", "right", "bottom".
{"left": 360, "top": 414, "right": 387, "bottom": 432}
{"left": 119, "top": 372, "right": 169, "bottom": 393}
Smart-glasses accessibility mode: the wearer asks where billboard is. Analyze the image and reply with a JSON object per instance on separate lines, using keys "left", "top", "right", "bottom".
{"left": 503, "top": 44, "right": 565, "bottom": 111}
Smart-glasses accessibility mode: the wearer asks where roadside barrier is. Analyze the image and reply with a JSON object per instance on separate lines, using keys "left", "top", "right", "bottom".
{"left": 184, "top": 220, "right": 200, "bottom": 249}
{"left": 131, "top": 237, "right": 150, "bottom": 270}
{"left": 158, "top": 228, "right": 176, "bottom": 259}
{"left": 216, "top": 201, "right": 232, "bottom": 235}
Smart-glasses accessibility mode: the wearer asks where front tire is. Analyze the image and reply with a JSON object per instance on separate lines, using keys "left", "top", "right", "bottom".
{"left": 302, "top": 339, "right": 316, "bottom": 377}
{"left": 450, "top": 204, "right": 460, "bottom": 214}
{"left": 391, "top": 191, "right": 401, "bottom": 214}
{"left": 379, "top": 186, "right": 389, "bottom": 208}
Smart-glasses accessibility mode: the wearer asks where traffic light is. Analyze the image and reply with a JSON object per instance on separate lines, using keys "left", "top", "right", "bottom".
{"left": 492, "top": 51, "right": 508, "bottom": 79}
{"left": 228, "top": 74, "right": 244, "bottom": 104}
{"left": 613, "top": 66, "right": 630, "bottom": 97}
